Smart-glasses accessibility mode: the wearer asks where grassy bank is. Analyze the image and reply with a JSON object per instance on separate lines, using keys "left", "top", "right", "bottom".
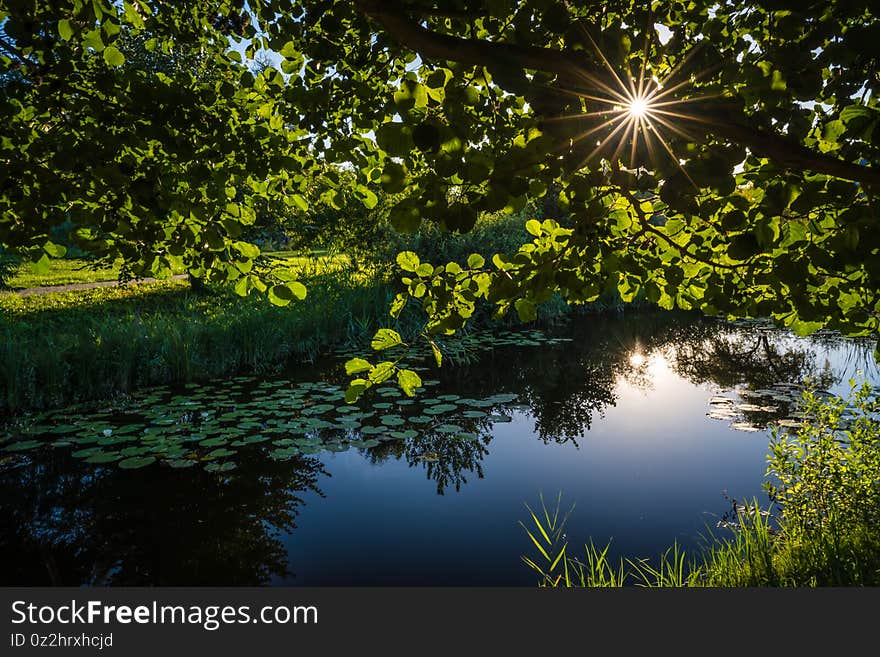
{"left": 522, "top": 383, "right": 880, "bottom": 586}
{"left": 1, "top": 256, "right": 604, "bottom": 415}
{"left": 0, "top": 263, "right": 404, "bottom": 414}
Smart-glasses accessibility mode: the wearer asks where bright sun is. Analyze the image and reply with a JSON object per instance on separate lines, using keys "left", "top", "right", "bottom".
{"left": 628, "top": 97, "right": 649, "bottom": 118}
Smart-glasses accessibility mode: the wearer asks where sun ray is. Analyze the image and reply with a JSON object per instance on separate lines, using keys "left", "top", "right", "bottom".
{"left": 650, "top": 123, "right": 700, "bottom": 190}
{"left": 568, "top": 112, "right": 631, "bottom": 143}
{"left": 628, "top": 113, "right": 641, "bottom": 168}
{"left": 645, "top": 63, "right": 722, "bottom": 104}
{"left": 611, "top": 115, "right": 637, "bottom": 164}
{"left": 534, "top": 26, "right": 722, "bottom": 185}
{"left": 650, "top": 107, "right": 723, "bottom": 126}
{"left": 648, "top": 93, "right": 727, "bottom": 109}
{"left": 639, "top": 115, "right": 661, "bottom": 169}
{"left": 541, "top": 107, "right": 629, "bottom": 124}
{"left": 546, "top": 86, "right": 631, "bottom": 107}
{"left": 647, "top": 111, "right": 701, "bottom": 143}
{"left": 579, "top": 23, "right": 637, "bottom": 103}
{"left": 636, "top": 18, "right": 653, "bottom": 99}
{"left": 539, "top": 111, "right": 631, "bottom": 167}
{"left": 565, "top": 68, "right": 632, "bottom": 105}
{"left": 574, "top": 113, "right": 636, "bottom": 171}
{"left": 651, "top": 42, "right": 705, "bottom": 93}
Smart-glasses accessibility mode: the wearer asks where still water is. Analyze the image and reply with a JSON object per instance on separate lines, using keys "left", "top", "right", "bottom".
{"left": 2, "top": 310, "right": 876, "bottom": 585}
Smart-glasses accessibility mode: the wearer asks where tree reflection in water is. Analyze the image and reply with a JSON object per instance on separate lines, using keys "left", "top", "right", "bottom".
{"left": 0, "top": 450, "right": 326, "bottom": 585}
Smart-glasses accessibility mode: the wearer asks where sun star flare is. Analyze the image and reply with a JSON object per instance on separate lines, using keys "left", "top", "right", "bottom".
{"left": 628, "top": 97, "right": 649, "bottom": 118}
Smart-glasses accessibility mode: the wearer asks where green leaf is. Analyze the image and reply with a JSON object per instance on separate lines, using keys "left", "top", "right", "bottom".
{"left": 345, "top": 379, "right": 369, "bottom": 404}
{"left": 345, "top": 357, "right": 372, "bottom": 375}
{"left": 58, "top": 19, "right": 73, "bottom": 41}
{"left": 467, "top": 253, "right": 485, "bottom": 269}
{"left": 397, "top": 368, "right": 422, "bottom": 396}
{"left": 118, "top": 456, "right": 156, "bottom": 470}
{"left": 43, "top": 241, "right": 67, "bottom": 258}
{"left": 396, "top": 251, "right": 420, "bottom": 272}
{"left": 82, "top": 29, "right": 104, "bottom": 51}
{"left": 371, "top": 328, "right": 403, "bottom": 351}
{"left": 390, "top": 292, "right": 408, "bottom": 318}
{"left": 390, "top": 200, "right": 421, "bottom": 233}
{"left": 32, "top": 253, "right": 51, "bottom": 275}
{"left": 268, "top": 283, "right": 301, "bottom": 306}
{"left": 375, "top": 122, "right": 414, "bottom": 157}
{"left": 515, "top": 298, "right": 537, "bottom": 322}
{"left": 233, "top": 276, "right": 249, "bottom": 296}
{"left": 233, "top": 241, "right": 260, "bottom": 259}
{"left": 291, "top": 194, "right": 308, "bottom": 212}
{"left": 280, "top": 41, "right": 299, "bottom": 58}
{"left": 103, "top": 45, "right": 125, "bottom": 67}
{"left": 288, "top": 281, "right": 307, "bottom": 300}
{"left": 368, "top": 361, "right": 396, "bottom": 384}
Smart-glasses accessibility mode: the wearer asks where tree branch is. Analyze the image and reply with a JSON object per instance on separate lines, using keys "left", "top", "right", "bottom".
{"left": 0, "top": 36, "right": 42, "bottom": 75}
{"left": 354, "top": 0, "right": 880, "bottom": 188}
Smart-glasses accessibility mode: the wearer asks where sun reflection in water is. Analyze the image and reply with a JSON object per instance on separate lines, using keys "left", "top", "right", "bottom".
{"left": 625, "top": 348, "right": 677, "bottom": 390}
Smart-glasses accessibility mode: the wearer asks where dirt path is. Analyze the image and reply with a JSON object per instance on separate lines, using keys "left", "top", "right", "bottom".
{"left": 4, "top": 274, "right": 189, "bottom": 297}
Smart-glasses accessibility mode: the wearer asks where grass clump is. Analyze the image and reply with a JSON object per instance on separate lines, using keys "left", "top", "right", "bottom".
{"left": 522, "top": 382, "right": 880, "bottom": 587}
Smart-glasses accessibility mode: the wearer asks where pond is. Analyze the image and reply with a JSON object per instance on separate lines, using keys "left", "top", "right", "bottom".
{"left": 1, "top": 310, "right": 877, "bottom": 585}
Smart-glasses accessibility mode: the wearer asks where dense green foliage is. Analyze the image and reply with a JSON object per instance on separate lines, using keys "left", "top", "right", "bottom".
{"left": 1, "top": 1, "right": 878, "bottom": 397}
{"left": 523, "top": 382, "right": 880, "bottom": 586}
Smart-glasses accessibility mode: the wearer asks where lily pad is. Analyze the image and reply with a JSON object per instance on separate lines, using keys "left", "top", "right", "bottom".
{"left": 166, "top": 459, "right": 196, "bottom": 469}
{"left": 205, "top": 461, "right": 237, "bottom": 473}
{"left": 436, "top": 423, "right": 464, "bottom": 434}
{"left": 85, "top": 451, "right": 122, "bottom": 464}
{"left": 119, "top": 456, "right": 156, "bottom": 469}
{"left": 206, "top": 448, "right": 236, "bottom": 459}
{"left": 4, "top": 440, "right": 43, "bottom": 452}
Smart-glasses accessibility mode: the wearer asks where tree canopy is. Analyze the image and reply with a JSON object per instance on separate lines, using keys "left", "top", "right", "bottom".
{"left": 2, "top": 1, "right": 879, "bottom": 392}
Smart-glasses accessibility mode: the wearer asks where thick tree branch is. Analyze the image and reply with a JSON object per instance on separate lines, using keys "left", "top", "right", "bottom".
{"left": 355, "top": 0, "right": 589, "bottom": 85}
{"left": 355, "top": 0, "right": 880, "bottom": 189}
{"left": 704, "top": 118, "right": 880, "bottom": 188}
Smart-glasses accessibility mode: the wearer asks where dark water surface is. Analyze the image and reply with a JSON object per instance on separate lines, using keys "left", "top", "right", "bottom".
{"left": 2, "top": 310, "right": 877, "bottom": 585}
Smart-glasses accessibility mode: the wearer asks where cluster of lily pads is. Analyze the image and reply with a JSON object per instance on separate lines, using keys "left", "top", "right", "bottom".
{"left": 0, "top": 326, "right": 577, "bottom": 474}
{"left": 0, "top": 371, "right": 525, "bottom": 473}
{"left": 706, "top": 383, "right": 830, "bottom": 433}
{"left": 333, "top": 328, "right": 574, "bottom": 362}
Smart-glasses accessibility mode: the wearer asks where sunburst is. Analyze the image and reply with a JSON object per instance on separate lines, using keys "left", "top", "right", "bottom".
{"left": 544, "top": 20, "right": 723, "bottom": 187}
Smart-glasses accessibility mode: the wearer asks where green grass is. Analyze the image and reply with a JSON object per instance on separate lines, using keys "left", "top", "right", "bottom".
{"left": 522, "top": 383, "right": 880, "bottom": 587}
{"left": 1, "top": 251, "right": 347, "bottom": 289}
{"left": 6, "top": 258, "right": 128, "bottom": 288}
